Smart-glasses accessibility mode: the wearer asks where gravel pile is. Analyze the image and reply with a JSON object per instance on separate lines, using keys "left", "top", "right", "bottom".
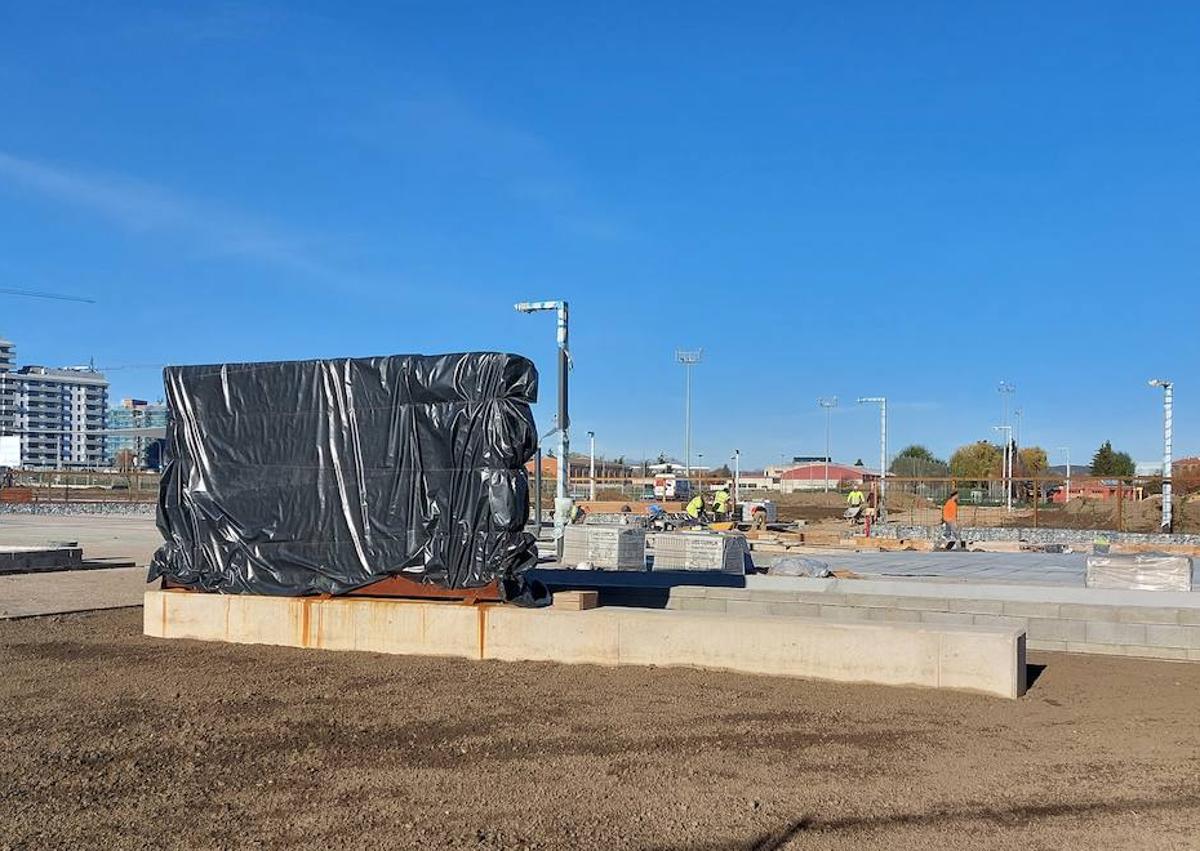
{"left": 0, "top": 502, "right": 156, "bottom": 517}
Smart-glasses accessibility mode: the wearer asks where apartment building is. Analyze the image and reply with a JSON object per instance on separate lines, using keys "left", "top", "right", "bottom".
{"left": 0, "top": 336, "right": 109, "bottom": 469}
{"left": 107, "top": 397, "right": 168, "bottom": 468}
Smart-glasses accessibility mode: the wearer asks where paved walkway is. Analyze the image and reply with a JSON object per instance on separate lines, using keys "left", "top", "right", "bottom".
{"left": 0, "top": 514, "right": 161, "bottom": 564}
{"left": 779, "top": 551, "right": 1091, "bottom": 587}
{"left": 0, "top": 567, "right": 147, "bottom": 619}
{"left": 0, "top": 515, "right": 158, "bottom": 618}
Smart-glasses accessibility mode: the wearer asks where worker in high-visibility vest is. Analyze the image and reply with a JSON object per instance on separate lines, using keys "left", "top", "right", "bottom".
{"left": 712, "top": 485, "right": 732, "bottom": 520}
{"left": 846, "top": 486, "right": 866, "bottom": 526}
{"left": 685, "top": 492, "right": 707, "bottom": 523}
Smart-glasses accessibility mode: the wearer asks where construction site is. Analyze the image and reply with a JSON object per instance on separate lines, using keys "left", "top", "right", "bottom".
{"left": 4, "top": 6, "right": 1200, "bottom": 849}
{"left": 1, "top": 339, "right": 1198, "bottom": 851}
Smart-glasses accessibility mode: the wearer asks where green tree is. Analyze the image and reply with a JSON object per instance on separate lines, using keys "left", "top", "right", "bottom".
{"left": 1090, "top": 441, "right": 1135, "bottom": 477}
{"left": 890, "top": 444, "right": 950, "bottom": 477}
{"left": 950, "top": 441, "right": 1003, "bottom": 480}
{"left": 1017, "top": 446, "right": 1049, "bottom": 476}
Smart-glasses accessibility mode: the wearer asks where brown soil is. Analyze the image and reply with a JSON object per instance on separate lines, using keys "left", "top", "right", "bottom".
{"left": 994, "top": 495, "right": 1200, "bottom": 534}
{"left": 770, "top": 492, "right": 849, "bottom": 523}
{"left": 3, "top": 610, "right": 1200, "bottom": 850}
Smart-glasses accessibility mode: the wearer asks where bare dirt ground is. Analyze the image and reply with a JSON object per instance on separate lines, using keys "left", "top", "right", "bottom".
{"left": 3, "top": 610, "right": 1199, "bottom": 850}
{"left": 769, "top": 492, "right": 848, "bottom": 524}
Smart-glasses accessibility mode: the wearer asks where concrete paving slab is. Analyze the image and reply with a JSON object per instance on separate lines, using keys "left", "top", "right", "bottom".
{"left": 758, "top": 550, "right": 1092, "bottom": 586}
{"left": 0, "top": 514, "right": 161, "bottom": 565}
{"left": 746, "top": 575, "right": 1200, "bottom": 610}
{"left": 0, "top": 567, "right": 148, "bottom": 618}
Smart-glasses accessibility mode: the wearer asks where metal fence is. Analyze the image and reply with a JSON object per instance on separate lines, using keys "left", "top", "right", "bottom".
{"left": 555, "top": 474, "right": 1194, "bottom": 534}
{"left": 3, "top": 466, "right": 1189, "bottom": 534}
{"left": 881, "top": 475, "right": 1184, "bottom": 533}
{"left": 0, "top": 469, "right": 160, "bottom": 503}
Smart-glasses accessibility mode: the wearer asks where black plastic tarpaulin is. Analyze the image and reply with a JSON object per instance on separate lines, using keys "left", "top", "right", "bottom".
{"left": 148, "top": 352, "right": 543, "bottom": 601}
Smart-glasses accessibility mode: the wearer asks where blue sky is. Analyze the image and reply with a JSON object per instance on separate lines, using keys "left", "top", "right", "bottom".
{"left": 1, "top": 2, "right": 1196, "bottom": 469}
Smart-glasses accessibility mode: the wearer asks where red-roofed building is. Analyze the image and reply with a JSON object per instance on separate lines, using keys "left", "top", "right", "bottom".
{"left": 779, "top": 462, "right": 881, "bottom": 493}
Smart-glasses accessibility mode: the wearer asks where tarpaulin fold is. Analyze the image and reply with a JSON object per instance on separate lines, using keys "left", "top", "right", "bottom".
{"left": 148, "top": 352, "right": 542, "bottom": 600}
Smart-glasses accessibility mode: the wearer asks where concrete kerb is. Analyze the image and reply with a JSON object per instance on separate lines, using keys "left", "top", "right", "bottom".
{"left": 144, "top": 589, "right": 1027, "bottom": 699}
{"left": 728, "top": 575, "right": 1200, "bottom": 661}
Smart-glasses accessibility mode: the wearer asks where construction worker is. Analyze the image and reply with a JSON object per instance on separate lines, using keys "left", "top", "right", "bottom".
{"left": 685, "top": 492, "right": 707, "bottom": 524}
{"left": 713, "top": 484, "right": 732, "bottom": 521}
{"left": 941, "top": 489, "right": 964, "bottom": 549}
{"left": 846, "top": 485, "right": 866, "bottom": 526}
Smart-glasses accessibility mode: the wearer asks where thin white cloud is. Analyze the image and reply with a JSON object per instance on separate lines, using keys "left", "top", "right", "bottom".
{"left": 0, "top": 150, "right": 333, "bottom": 279}
{"left": 351, "top": 94, "right": 628, "bottom": 242}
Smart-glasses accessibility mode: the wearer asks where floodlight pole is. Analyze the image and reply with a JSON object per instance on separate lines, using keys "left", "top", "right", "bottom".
{"left": 732, "top": 449, "right": 740, "bottom": 503}
{"left": 515, "top": 300, "right": 570, "bottom": 545}
{"left": 1057, "top": 446, "right": 1071, "bottom": 503}
{"left": 857, "top": 397, "right": 887, "bottom": 517}
{"left": 998, "top": 381, "right": 1015, "bottom": 429}
{"left": 675, "top": 349, "right": 703, "bottom": 476}
{"left": 993, "top": 425, "right": 1013, "bottom": 512}
{"left": 587, "top": 430, "right": 596, "bottom": 502}
{"left": 1149, "top": 379, "right": 1173, "bottom": 532}
{"left": 818, "top": 397, "right": 837, "bottom": 492}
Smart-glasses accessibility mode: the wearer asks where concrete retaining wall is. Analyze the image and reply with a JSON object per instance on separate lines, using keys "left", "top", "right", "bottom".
{"left": 598, "top": 576, "right": 1200, "bottom": 662}
{"left": 143, "top": 589, "right": 1027, "bottom": 698}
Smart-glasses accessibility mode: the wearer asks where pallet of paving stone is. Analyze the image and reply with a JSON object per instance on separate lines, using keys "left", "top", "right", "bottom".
{"left": 562, "top": 525, "right": 646, "bottom": 570}
{"left": 651, "top": 532, "right": 748, "bottom": 574}
{"left": 1085, "top": 554, "right": 1193, "bottom": 592}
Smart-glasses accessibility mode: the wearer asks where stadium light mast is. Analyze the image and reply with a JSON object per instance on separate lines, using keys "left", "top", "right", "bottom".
{"left": 1057, "top": 446, "right": 1071, "bottom": 503}
{"left": 818, "top": 397, "right": 837, "bottom": 493}
{"left": 993, "top": 425, "right": 1013, "bottom": 512}
{"left": 515, "top": 300, "right": 570, "bottom": 545}
{"left": 1149, "top": 379, "right": 1173, "bottom": 532}
{"left": 998, "top": 380, "right": 1015, "bottom": 428}
{"left": 675, "top": 349, "right": 703, "bottom": 475}
{"left": 857, "top": 396, "right": 887, "bottom": 515}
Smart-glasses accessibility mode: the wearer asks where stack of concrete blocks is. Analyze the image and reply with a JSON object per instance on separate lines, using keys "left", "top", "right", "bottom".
{"left": 605, "top": 576, "right": 1200, "bottom": 662}
{"left": 562, "top": 525, "right": 646, "bottom": 570}
{"left": 1086, "top": 554, "right": 1193, "bottom": 592}
{"left": 652, "top": 532, "right": 748, "bottom": 574}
